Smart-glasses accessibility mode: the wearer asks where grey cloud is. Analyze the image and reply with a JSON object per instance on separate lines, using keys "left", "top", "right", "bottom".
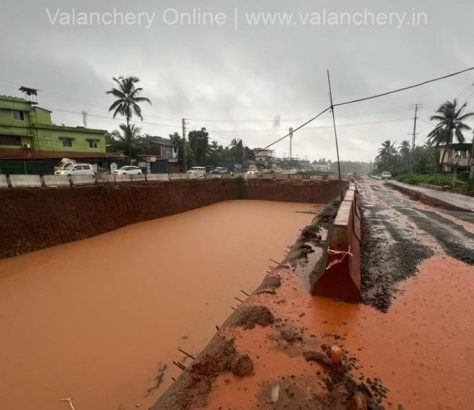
{"left": 0, "top": 0, "right": 473, "bottom": 161}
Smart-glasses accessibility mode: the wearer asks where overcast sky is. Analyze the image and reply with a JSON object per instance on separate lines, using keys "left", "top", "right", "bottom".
{"left": 0, "top": 0, "right": 473, "bottom": 161}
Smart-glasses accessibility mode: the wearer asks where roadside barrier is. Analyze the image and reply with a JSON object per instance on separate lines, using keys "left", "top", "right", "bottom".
{"left": 43, "top": 175, "right": 71, "bottom": 188}
{"left": 312, "top": 183, "right": 361, "bottom": 303}
{"left": 71, "top": 175, "right": 96, "bottom": 186}
{"left": 9, "top": 174, "right": 42, "bottom": 188}
{"left": 0, "top": 174, "right": 8, "bottom": 188}
{"left": 146, "top": 174, "right": 169, "bottom": 182}
{"left": 130, "top": 174, "right": 146, "bottom": 182}
{"left": 0, "top": 172, "right": 350, "bottom": 189}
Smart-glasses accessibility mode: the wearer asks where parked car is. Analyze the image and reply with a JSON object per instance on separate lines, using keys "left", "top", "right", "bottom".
{"left": 212, "top": 167, "right": 228, "bottom": 174}
{"left": 381, "top": 171, "right": 392, "bottom": 180}
{"left": 112, "top": 166, "right": 143, "bottom": 175}
{"left": 187, "top": 166, "right": 206, "bottom": 178}
{"left": 245, "top": 169, "right": 259, "bottom": 178}
{"left": 55, "top": 163, "right": 95, "bottom": 176}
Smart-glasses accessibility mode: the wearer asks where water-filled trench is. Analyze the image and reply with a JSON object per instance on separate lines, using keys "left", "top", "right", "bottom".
{"left": 0, "top": 200, "right": 319, "bottom": 410}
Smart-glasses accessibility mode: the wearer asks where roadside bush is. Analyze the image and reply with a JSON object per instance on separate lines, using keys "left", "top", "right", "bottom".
{"left": 397, "top": 173, "right": 467, "bottom": 189}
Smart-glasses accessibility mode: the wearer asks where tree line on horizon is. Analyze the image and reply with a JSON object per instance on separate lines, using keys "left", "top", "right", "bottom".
{"left": 376, "top": 99, "right": 474, "bottom": 176}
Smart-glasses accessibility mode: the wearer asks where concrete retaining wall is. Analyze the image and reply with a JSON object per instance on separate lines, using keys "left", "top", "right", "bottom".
{"left": 311, "top": 183, "right": 361, "bottom": 302}
{"left": 0, "top": 179, "right": 346, "bottom": 258}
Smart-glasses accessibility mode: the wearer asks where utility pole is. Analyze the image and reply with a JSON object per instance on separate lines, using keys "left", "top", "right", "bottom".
{"left": 81, "top": 110, "right": 88, "bottom": 128}
{"left": 289, "top": 127, "right": 293, "bottom": 161}
{"left": 182, "top": 118, "right": 187, "bottom": 172}
{"left": 409, "top": 104, "right": 422, "bottom": 173}
{"left": 327, "top": 70, "right": 342, "bottom": 181}
{"left": 468, "top": 132, "right": 474, "bottom": 191}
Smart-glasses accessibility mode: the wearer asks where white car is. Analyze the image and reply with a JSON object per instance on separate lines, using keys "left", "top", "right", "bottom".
{"left": 113, "top": 166, "right": 143, "bottom": 175}
{"left": 245, "top": 170, "right": 259, "bottom": 178}
{"left": 381, "top": 171, "right": 392, "bottom": 180}
{"left": 55, "top": 163, "right": 95, "bottom": 176}
{"left": 186, "top": 166, "right": 206, "bottom": 178}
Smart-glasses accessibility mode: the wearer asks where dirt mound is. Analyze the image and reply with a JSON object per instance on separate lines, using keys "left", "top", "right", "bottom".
{"left": 255, "top": 274, "right": 282, "bottom": 294}
{"left": 151, "top": 335, "right": 254, "bottom": 409}
{"left": 226, "top": 305, "right": 275, "bottom": 329}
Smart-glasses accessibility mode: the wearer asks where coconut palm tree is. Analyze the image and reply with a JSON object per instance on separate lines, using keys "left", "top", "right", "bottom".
{"left": 378, "top": 140, "right": 397, "bottom": 158}
{"left": 106, "top": 124, "right": 143, "bottom": 158}
{"left": 106, "top": 76, "right": 151, "bottom": 162}
{"left": 427, "top": 99, "right": 474, "bottom": 171}
{"left": 375, "top": 140, "right": 397, "bottom": 173}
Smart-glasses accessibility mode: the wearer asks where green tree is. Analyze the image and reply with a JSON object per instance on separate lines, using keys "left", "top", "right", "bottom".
{"left": 106, "top": 76, "right": 151, "bottom": 162}
{"left": 188, "top": 128, "right": 209, "bottom": 166}
{"left": 106, "top": 124, "right": 144, "bottom": 158}
{"left": 427, "top": 99, "right": 474, "bottom": 171}
{"left": 208, "top": 140, "right": 224, "bottom": 166}
{"left": 398, "top": 140, "right": 411, "bottom": 173}
{"left": 375, "top": 140, "right": 398, "bottom": 173}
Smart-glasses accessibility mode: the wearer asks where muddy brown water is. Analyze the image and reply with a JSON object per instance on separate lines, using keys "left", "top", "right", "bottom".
{"left": 0, "top": 200, "right": 318, "bottom": 410}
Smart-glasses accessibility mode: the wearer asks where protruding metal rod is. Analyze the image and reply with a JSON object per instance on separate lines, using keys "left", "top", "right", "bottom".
{"left": 178, "top": 348, "right": 195, "bottom": 360}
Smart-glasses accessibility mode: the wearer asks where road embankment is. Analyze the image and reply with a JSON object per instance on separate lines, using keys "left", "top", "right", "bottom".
{"left": 0, "top": 179, "right": 346, "bottom": 258}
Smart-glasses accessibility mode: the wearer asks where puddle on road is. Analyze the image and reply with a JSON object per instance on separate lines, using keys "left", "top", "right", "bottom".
{"left": 0, "top": 200, "right": 320, "bottom": 410}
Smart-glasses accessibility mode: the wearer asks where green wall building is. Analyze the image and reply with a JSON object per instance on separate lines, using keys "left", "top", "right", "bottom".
{"left": 0, "top": 92, "right": 124, "bottom": 174}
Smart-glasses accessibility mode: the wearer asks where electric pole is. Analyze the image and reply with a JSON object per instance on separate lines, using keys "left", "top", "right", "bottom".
{"left": 182, "top": 118, "right": 187, "bottom": 172}
{"left": 327, "top": 70, "right": 342, "bottom": 181}
{"left": 81, "top": 110, "right": 88, "bottom": 128}
{"left": 409, "top": 104, "right": 422, "bottom": 173}
{"left": 468, "top": 131, "right": 474, "bottom": 191}
{"left": 289, "top": 127, "right": 293, "bottom": 161}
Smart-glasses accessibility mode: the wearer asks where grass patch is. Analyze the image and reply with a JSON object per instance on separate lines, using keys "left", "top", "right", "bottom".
{"left": 396, "top": 173, "right": 467, "bottom": 190}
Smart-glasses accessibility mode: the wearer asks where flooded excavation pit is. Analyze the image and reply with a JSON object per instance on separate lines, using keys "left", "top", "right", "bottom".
{"left": 0, "top": 199, "right": 320, "bottom": 410}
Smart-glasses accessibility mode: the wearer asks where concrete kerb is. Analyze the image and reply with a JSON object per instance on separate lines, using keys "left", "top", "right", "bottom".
{"left": 312, "top": 183, "right": 361, "bottom": 303}
{"left": 386, "top": 180, "right": 474, "bottom": 212}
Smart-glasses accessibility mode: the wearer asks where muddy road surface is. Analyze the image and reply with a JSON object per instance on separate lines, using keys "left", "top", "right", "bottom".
{"left": 360, "top": 178, "right": 474, "bottom": 311}
{"left": 0, "top": 200, "right": 319, "bottom": 410}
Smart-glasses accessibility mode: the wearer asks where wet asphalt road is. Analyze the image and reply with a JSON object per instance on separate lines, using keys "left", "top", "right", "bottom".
{"left": 358, "top": 178, "right": 474, "bottom": 312}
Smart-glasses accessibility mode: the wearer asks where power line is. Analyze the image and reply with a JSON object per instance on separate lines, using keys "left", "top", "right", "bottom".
{"left": 257, "top": 107, "right": 331, "bottom": 152}
{"left": 254, "top": 66, "right": 474, "bottom": 157}
{"left": 334, "top": 66, "right": 474, "bottom": 107}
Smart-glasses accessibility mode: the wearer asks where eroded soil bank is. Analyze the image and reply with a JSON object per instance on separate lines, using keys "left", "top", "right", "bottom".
{"left": 0, "top": 200, "right": 319, "bottom": 410}
{"left": 0, "top": 179, "right": 345, "bottom": 258}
